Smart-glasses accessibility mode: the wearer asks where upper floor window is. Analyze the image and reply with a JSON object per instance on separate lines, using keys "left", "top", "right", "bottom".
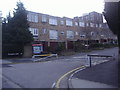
{"left": 75, "top": 32, "right": 79, "bottom": 35}
{"left": 80, "top": 34, "right": 86, "bottom": 38}
{"left": 42, "top": 28, "right": 47, "bottom": 34}
{"left": 86, "top": 23, "right": 89, "bottom": 27}
{"left": 61, "top": 20, "right": 64, "bottom": 25}
{"left": 79, "top": 22, "right": 85, "bottom": 27}
{"left": 75, "top": 22, "right": 78, "bottom": 26}
{"left": 49, "top": 17, "right": 57, "bottom": 25}
{"left": 42, "top": 15, "right": 47, "bottom": 22}
{"left": 27, "top": 12, "right": 38, "bottom": 23}
{"left": 29, "top": 28, "right": 39, "bottom": 36}
{"left": 67, "top": 30, "right": 74, "bottom": 39}
{"left": 96, "top": 24, "right": 98, "bottom": 27}
{"left": 66, "top": 20, "right": 73, "bottom": 26}
{"left": 90, "top": 23, "right": 94, "bottom": 27}
{"left": 61, "top": 31, "right": 64, "bottom": 35}
{"left": 91, "top": 32, "right": 95, "bottom": 36}
{"left": 79, "top": 17, "right": 84, "bottom": 21}
{"left": 49, "top": 30, "right": 58, "bottom": 39}
{"left": 99, "top": 24, "right": 102, "bottom": 28}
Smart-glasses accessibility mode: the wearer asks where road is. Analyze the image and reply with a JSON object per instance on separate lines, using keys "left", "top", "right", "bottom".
{"left": 2, "top": 47, "right": 118, "bottom": 88}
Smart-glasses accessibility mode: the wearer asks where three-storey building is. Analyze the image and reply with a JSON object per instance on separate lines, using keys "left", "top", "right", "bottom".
{"left": 27, "top": 11, "right": 117, "bottom": 51}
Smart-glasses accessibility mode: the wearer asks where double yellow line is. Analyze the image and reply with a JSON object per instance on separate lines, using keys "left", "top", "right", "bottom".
{"left": 55, "top": 65, "right": 86, "bottom": 88}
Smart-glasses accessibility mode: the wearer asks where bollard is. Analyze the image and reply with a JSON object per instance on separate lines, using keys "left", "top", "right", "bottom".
{"left": 89, "top": 56, "right": 92, "bottom": 67}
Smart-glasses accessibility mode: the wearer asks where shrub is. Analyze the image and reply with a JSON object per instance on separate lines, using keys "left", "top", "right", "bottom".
{"left": 55, "top": 42, "right": 65, "bottom": 54}
{"left": 89, "top": 43, "right": 103, "bottom": 49}
{"left": 74, "top": 41, "right": 86, "bottom": 52}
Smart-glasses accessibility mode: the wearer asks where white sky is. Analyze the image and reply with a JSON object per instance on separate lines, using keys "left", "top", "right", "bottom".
{"left": 0, "top": 0, "right": 104, "bottom": 18}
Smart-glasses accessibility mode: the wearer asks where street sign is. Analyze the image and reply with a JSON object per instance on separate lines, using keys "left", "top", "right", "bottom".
{"left": 32, "top": 44, "right": 43, "bottom": 54}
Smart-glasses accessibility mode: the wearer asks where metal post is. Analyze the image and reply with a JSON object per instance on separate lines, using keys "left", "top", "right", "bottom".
{"left": 89, "top": 56, "right": 92, "bottom": 67}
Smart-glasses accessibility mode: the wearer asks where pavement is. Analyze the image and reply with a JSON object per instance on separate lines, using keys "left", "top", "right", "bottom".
{"left": 69, "top": 57, "right": 119, "bottom": 89}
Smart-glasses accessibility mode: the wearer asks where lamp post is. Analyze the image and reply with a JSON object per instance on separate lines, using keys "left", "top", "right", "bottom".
{"left": 0, "top": 11, "right": 2, "bottom": 59}
{"left": 104, "top": 0, "right": 120, "bottom": 54}
{"left": 104, "top": 1, "right": 120, "bottom": 87}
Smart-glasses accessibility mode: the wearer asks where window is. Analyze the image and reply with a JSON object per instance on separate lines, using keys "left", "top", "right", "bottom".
{"left": 91, "top": 32, "right": 95, "bottom": 36}
{"left": 61, "top": 32, "right": 64, "bottom": 35}
{"left": 67, "top": 31, "right": 74, "bottom": 39}
{"left": 75, "top": 22, "right": 78, "bottom": 26}
{"left": 35, "top": 15, "right": 38, "bottom": 22}
{"left": 66, "top": 20, "right": 73, "bottom": 26}
{"left": 79, "top": 17, "right": 83, "bottom": 21}
{"left": 106, "top": 24, "right": 109, "bottom": 28}
{"left": 90, "top": 23, "right": 94, "bottom": 27}
{"left": 61, "top": 20, "right": 64, "bottom": 25}
{"left": 42, "top": 15, "right": 47, "bottom": 22}
{"left": 27, "top": 12, "right": 38, "bottom": 23}
{"left": 86, "top": 23, "right": 89, "bottom": 27}
{"left": 42, "top": 28, "right": 47, "bottom": 34}
{"left": 96, "top": 24, "right": 98, "bottom": 27}
{"left": 79, "top": 22, "right": 85, "bottom": 27}
{"left": 76, "top": 32, "right": 79, "bottom": 35}
{"left": 29, "top": 28, "right": 39, "bottom": 36}
{"left": 90, "top": 14, "right": 94, "bottom": 21}
{"left": 80, "top": 34, "right": 86, "bottom": 38}
{"left": 49, "top": 30, "right": 58, "bottom": 39}
{"left": 99, "top": 24, "right": 102, "bottom": 28}
{"left": 49, "top": 17, "right": 57, "bottom": 25}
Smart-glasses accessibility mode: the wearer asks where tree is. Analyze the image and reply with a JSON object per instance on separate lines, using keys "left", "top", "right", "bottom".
{"left": 10, "top": 1, "right": 33, "bottom": 44}
{"left": 2, "top": 1, "right": 33, "bottom": 57}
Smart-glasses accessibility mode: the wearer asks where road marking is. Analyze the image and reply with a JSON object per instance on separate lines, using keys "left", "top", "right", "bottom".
{"left": 55, "top": 65, "right": 86, "bottom": 88}
{"left": 51, "top": 82, "right": 56, "bottom": 88}
{"left": 2, "top": 60, "right": 52, "bottom": 65}
{"left": 73, "top": 55, "right": 87, "bottom": 59}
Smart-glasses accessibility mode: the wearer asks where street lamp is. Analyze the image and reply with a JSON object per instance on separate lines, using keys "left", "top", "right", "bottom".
{"left": 103, "top": 0, "right": 120, "bottom": 53}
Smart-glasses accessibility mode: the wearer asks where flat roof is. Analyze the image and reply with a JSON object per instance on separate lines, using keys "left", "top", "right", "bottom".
{"left": 104, "top": 0, "right": 120, "bottom": 2}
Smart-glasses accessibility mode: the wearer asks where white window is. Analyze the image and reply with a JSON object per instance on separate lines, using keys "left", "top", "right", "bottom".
{"left": 61, "top": 32, "right": 64, "bottom": 35}
{"left": 76, "top": 32, "right": 79, "bottom": 35}
{"left": 80, "top": 34, "right": 86, "bottom": 38}
{"left": 49, "top": 17, "right": 57, "bottom": 25}
{"left": 86, "top": 23, "right": 89, "bottom": 27}
{"left": 42, "top": 28, "right": 47, "bottom": 34}
{"left": 90, "top": 23, "right": 94, "bottom": 27}
{"left": 79, "top": 22, "right": 85, "bottom": 27}
{"left": 61, "top": 20, "right": 64, "bottom": 25}
{"left": 27, "top": 12, "right": 38, "bottom": 23}
{"left": 91, "top": 32, "right": 95, "bottom": 36}
{"left": 42, "top": 15, "right": 47, "bottom": 22}
{"left": 75, "top": 22, "right": 78, "bottom": 26}
{"left": 66, "top": 20, "right": 73, "bottom": 26}
{"left": 99, "top": 24, "right": 102, "bottom": 28}
{"left": 67, "top": 31, "right": 74, "bottom": 39}
{"left": 35, "top": 14, "right": 38, "bottom": 22}
{"left": 49, "top": 30, "right": 58, "bottom": 39}
{"left": 96, "top": 24, "right": 98, "bottom": 27}
{"left": 90, "top": 14, "right": 94, "bottom": 21}
{"left": 101, "top": 35, "right": 104, "bottom": 37}
{"left": 27, "top": 13, "right": 31, "bottom": 21}
{"left": 29, "top": 28, "right": 39, "bottom": 36}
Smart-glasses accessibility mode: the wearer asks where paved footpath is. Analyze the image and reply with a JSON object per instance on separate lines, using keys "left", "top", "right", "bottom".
{"left": 70, "top": 58, "right": 119, "bottom": 88}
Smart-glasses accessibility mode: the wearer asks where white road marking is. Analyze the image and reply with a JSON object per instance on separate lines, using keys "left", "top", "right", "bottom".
{"left": 51, "top": 82, "right": 56, "bottom": 88}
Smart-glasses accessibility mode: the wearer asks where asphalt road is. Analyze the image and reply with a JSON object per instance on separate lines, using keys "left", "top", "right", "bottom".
{"left": 2, "top": 47, "right": 118, "bottom": 88}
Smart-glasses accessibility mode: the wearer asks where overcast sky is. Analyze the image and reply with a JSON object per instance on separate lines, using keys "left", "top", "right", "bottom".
{"left": 0, "top": 0, "right": 104, "bottom": 18}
